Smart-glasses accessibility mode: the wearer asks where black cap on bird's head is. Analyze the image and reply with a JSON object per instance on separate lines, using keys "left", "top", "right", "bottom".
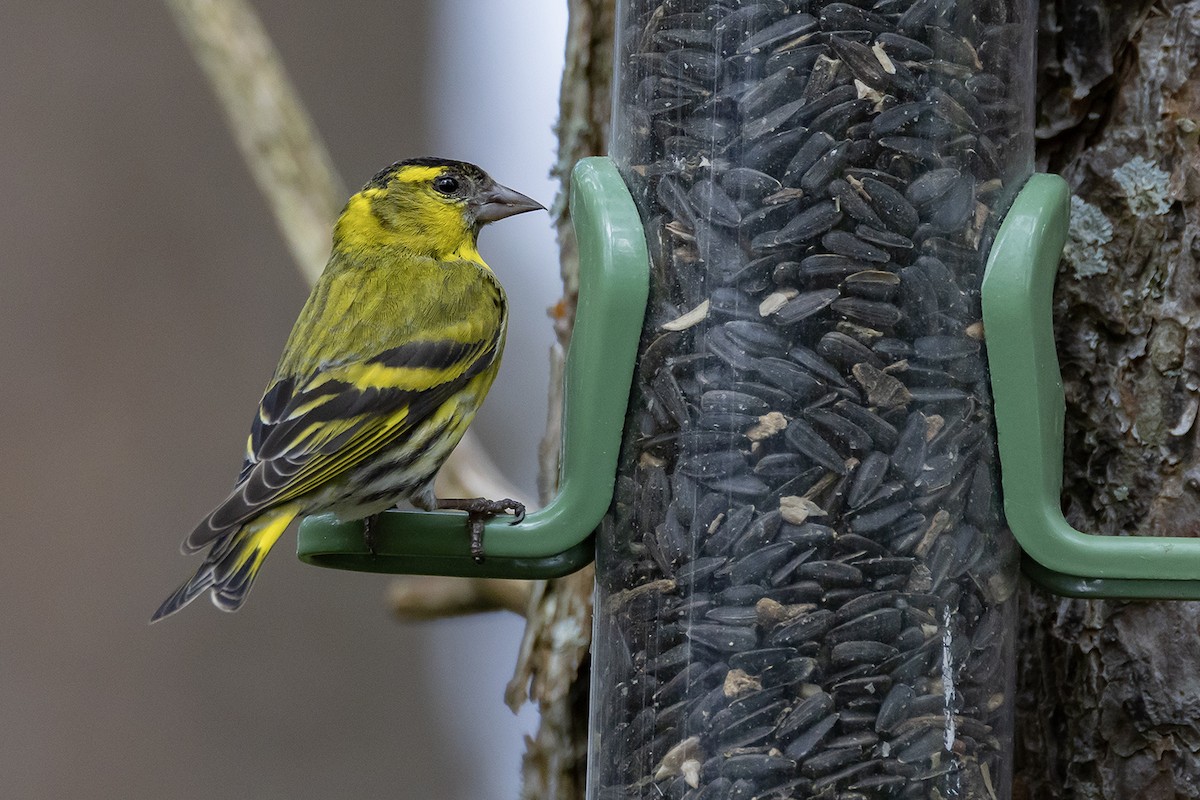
{"left": 368, "top": 156, "right": 544, "bottom": 229}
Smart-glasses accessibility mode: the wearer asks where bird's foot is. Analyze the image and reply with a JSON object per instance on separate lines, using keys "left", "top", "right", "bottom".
{"left": 436, "top": 497, "right": 527, "bottom": 563}
{"left": 362, "top": 513, "right": 381, "bottom": 555}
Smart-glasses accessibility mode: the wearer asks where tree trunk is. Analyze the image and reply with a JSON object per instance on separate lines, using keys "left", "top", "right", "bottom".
{"left": 1015, "top": 0, "right": 1200, "bottom": 797}
{"left": 513, "top": 2, "right": 613, "bottom": 799}
{"left": 524, "top": 0, "right": 1200, "bottom": 797}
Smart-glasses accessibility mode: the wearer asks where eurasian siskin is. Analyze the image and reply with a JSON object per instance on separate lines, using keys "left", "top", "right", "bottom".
{"left": 152, "top": 157, "right": 543, "bottom": 621}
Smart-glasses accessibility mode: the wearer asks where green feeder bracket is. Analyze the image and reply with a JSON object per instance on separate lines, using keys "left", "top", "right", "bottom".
{"left": 983, "top": 173, "right": 1200, "bottom": 600}
{"left": 295, "top": 157, "right": 649, "bottom": 579}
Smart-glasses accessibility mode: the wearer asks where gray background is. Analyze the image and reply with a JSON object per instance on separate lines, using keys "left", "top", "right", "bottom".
{"left": 0, "top": 2, "right": 565, "bottom": 797}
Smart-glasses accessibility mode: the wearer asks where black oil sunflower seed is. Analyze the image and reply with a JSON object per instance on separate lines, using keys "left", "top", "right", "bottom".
{"left": 595, "top": 0, "right": 1025, "bottom": 795}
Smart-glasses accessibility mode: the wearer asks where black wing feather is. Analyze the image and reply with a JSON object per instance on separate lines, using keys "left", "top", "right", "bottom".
{"left": 184, "top": 337, "right": 498, "bottom": 553}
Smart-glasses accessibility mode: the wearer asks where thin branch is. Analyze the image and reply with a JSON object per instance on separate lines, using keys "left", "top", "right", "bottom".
{"left": 390, "top": 576, "right": 532, "bottom": 620}
{"left": 164, "top": 0, "right": 344, "bottom": 284}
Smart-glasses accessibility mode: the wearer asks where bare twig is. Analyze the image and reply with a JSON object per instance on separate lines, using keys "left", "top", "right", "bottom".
{"left": 390, "top": 576, "right": 533, "bottom": 619}
{"left": 164, "top": 0, "right": 344, "bottom": 284}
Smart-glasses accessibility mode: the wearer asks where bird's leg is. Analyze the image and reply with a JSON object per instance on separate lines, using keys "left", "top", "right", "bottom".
{"left": 435, "top": 497, "right": 527, "bottom": 563}
{"left": 362, "top": 513, "right": 381, "bottom": 555}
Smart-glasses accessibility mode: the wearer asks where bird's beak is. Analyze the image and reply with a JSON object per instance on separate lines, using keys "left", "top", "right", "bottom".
{"left": 474, "top": 182, "right": 545, "bottom": 224}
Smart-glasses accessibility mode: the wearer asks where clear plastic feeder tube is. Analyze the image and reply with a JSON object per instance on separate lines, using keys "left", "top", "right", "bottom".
{"left": 589, "top": 0, "right": 1034, "bottom": 798}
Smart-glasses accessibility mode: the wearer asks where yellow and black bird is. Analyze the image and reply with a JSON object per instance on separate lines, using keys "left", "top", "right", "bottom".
{"left": 152, "top": 157, "right": 543, "bottom": 621}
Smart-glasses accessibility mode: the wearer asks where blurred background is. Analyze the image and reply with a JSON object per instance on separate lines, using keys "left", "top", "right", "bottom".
{"left": 0, "top": 1, "right": 567, "bottom": 797}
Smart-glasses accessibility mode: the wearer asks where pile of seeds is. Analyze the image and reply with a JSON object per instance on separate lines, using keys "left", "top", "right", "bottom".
{"left": 590, "top": 0, "right": 1028, "bottom": 798}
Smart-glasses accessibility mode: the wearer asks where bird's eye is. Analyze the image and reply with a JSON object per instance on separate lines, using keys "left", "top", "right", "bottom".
{"left": 433, "top": 175, "right": 460, "bottom": 195}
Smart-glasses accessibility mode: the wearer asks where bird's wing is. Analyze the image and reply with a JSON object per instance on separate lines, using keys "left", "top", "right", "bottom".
{"left": 183, "top": 335, "right": 499, "bottom": 553}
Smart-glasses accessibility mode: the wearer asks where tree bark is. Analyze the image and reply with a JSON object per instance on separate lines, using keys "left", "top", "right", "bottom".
{"left": 513, "top": 2, "right": 613, "bottom": 799}
{"left": 1015, "top": 0, "right": 1200, "bottom": 797}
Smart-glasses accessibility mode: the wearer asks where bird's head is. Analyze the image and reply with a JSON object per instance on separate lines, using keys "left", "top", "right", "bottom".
{"left": 334, "top": 157, "right": 544, "bottom": 262}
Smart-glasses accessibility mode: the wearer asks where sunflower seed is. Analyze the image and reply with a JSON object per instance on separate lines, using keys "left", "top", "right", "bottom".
{"left": 777, "top": 690, "right": 835, "bottom": 740}
{"left": 736, "top": 13, "right": 819, "bottom": 54}
{"left": 597, "top": 0, "right": 1024, "bottom": 794}
{"left": 861, "top": 178, "right": 920, "bottom": 235}
{"left": 772, "top": 288, "right": 840, "bottom": 324}
{"left": 768, "top": 608, "right": 836, "bottom": 645}
{"left": 784, "top": 712, "right": 840, "bottom": 760}
{"left": 819, "top": 3, "right": 891, "bottom": 34}
{"left": 689, "top": 179, "right": 742, "bottom": 227}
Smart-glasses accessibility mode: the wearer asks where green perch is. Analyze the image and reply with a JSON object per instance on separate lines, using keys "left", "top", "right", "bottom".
{"left": 984, "top": 173, "right": 1200, "bottom": 599}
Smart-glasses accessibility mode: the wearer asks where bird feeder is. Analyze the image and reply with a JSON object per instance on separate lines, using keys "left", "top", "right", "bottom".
{"left": 588, "top": 0, "right": 1038, "bottom": 792}
{"left": 296, "top": 7, "right": 1200, "bottom": 800}
{"left": 579, "top": 3, "right": 1200, "bottom": 800}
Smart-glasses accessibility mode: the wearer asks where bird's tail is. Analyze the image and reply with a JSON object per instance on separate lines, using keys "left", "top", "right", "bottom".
{"left": 151, "top": 503, "right": 301, "bottom": 622}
